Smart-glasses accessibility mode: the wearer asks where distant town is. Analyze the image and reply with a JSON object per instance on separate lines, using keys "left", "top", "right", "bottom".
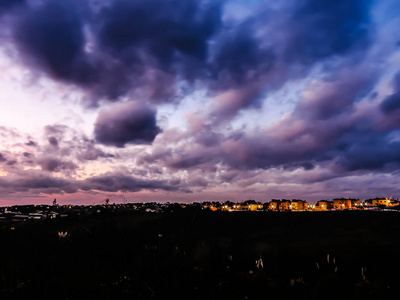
{"left": 0, "top": 197, "right": 399, "bottom": 225}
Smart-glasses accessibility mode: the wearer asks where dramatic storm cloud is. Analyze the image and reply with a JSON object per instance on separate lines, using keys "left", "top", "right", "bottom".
{"left": 94, "top": 101, "right": 161, "bottom": 147}
{"left": 0, "top": 0, "right": 399, "bottom": 205}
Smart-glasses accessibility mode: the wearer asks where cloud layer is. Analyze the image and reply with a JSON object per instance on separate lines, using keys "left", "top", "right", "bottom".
{"left": 0, "top": 0, "right": 400, "bottom": 203}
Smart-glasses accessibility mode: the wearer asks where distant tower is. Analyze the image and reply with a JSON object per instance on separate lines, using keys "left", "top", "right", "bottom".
{"left": 106, "top": 198, "right": 110, "bottom": 205}
{"left": 53, "top": 198, "right": 57, "bottom": 206}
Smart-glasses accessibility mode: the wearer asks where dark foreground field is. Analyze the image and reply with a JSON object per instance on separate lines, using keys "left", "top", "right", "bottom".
{"left": 1, "top": 208, "right": 400, "bottom": 299}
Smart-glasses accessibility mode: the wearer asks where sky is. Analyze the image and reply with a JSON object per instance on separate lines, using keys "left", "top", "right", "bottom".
{"left": 0, "top": 0, "right": 400, "bottom": 205}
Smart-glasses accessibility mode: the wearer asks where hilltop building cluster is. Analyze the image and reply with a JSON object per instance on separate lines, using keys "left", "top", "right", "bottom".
{"left": 203, "top": 197, "right": 400, "bottom": 212}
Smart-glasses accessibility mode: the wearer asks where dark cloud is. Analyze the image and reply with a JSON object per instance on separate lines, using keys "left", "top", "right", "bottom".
{"left": 169, "top": 178, "right": 181, "bottom": 186}
{"left": 98, "top": 0, "right": 221, "bottom": 65}
{"left": 219, "top": 137, "right": 314, "bottom": 171}
{"left": 217, "top": 115, "right": 400, "bottom": 175}
{"left": 208, "top": 85, "right": 264, "bottom": 123}
{"left": 25, "top": 140, "right": 36, "bottom": 147}
{"left": 169, "top": 155, "right": 214, "bottom": 169}
{"left": 195, "top": 130, "right": 223, "bottom": 147}
{"left": 203, "top": 0, "right": 375, "bottom": 124}
{"left": 283, "top": 162, "right": 315, "bottom": 171}
{"left": 301, "top": 162, "right": 315, "bottom": 170}
{"left": 12, "top": 175, "right": 76, "bottom": 192}
{"left": 48, "top": 136, "right": 59, "bottom": 147}
{"left": 219, "top": 171, "right": 238, "bottom": 183}
{"left": 226, "top": 121, "right": 399, "bottom": 175}
{"left": 6, "top": 0, "right": 222, "bottom": 103}
{"left": 81, "top": 173, "right": 179, "bottom": 193}
{"left": 92, "top": 0, "right": 222, "bottom": 102}
{"left": 380, "top": 72, "right": 400, "bottom": 115}
{"left": 77, "top": 143, "right": 114, "bottom": 161}
{"left": 211, "top": 22, "right": 274, "bottom": 88}
{"left": 22, "top": 152, "right": 31, "bottom": 157}
{"left": 288, "top": 0, "right": 372, "bottom": 62}
{"left": 393, "top": 71, "right": 400, "bottom": 89}
{"left": 380, "top": 92, "right": 400, "bottom": 115}
{"left": 0, "top": 0, "right": 25, "bottom": 15}
{"left": 2, "top": 0, "right": 375, "bottom": 122}
{"left": 38, "top": 157, "right": 77, "bottom": 172}
{"left": 94, "top": 101, "right": 161, "bottom": 147}
{"left": 334, "top": 130, "right": 400, "bottom": 171}
{"left": 14, "top": 1, "right": 95, "bottom": 84}
{"left": 296, "top": 68, "right": 376, "bottom": 120}
{"left": 44, "top": 124, "right": 68, "bottom": 136}
{"left": 6, "top": 159, "right": 17, "bottom": 166}
{"left": 0, "top": 170, "right": 184, "bottom": 195}
{"left": 189, "top": 176, "right": 209, "bottom": 187}
{"left": 152, "top": 85, "right": 400, "bottom": 178}
{"left": 0, "top": 153, "right": 6, "bottom": 162}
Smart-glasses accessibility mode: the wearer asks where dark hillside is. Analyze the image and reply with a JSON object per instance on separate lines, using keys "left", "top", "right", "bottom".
{"left": 1, "top": 209, "right": 399, "bottom": 299}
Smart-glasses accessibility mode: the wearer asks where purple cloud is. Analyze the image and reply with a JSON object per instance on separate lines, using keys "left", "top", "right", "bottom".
{"left": 94, "top": 101, "right": 161, "bottom": 147}
{"left": 0, "top": 0, "right": 25, "bottom": 15}
{"left": 380, "top": 71, "right": 400, "bottom": 115}
{"left": 13, "top": 1, "right": 94, "bottom": 83}
{"left": 81, "top": 172, "right": 180, "bottom": 193}
{"left": 48, "top": 136, "right": 59, "bottom": 147}
{"left": 11, "top": 174, "right": 76, "bottom": 192}
{"left": 286, "top": 0, "right": 372, "bottom": 62}
{"left": 76, "top": 142, "right": 114, "bottom": 161}
{"left": 1, "top": 0, "right": 373, "bottom": 113}
{"left": 22, "top": 152, "right": 31, "bottom": 157}
{"left": 38, "top": 157, "right": 77, "bottom": 172}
